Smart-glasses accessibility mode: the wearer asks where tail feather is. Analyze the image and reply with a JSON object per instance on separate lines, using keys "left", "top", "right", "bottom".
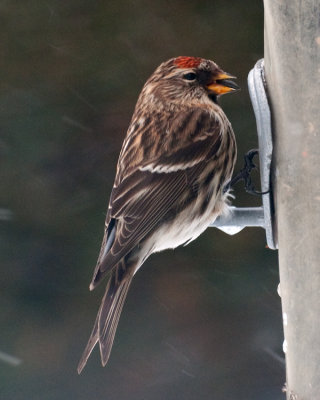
{"left": 77, "top": 263, "right": 134, "bottom": 374}
{"left": 77, "top": 311, "right": 99, "bottom": 374}
{"left": 99, "top": 276, "right": 133, "bottom": 366}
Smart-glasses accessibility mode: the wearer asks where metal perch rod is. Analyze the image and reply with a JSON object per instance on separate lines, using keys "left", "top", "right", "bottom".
{"left": 211, "top": 207, "right": 265, "bottom": 230}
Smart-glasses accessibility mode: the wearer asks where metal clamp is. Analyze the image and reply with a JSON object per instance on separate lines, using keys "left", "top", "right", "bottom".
{"left": 210, "top": 59, "right": 277, "bottom": 250}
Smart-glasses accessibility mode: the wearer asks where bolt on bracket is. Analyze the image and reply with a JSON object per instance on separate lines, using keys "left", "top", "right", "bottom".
{"left": 210, "top": 59, "right": 277, "bottom": 250}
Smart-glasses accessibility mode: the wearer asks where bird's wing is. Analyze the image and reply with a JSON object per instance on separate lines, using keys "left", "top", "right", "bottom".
{"left": 90, "top": 109, "right": 223, "bottom": 288}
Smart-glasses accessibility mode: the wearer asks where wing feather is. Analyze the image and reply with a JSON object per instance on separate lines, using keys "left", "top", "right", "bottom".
{"left": 90, "top": 109, "right": 223, "bottom": 288}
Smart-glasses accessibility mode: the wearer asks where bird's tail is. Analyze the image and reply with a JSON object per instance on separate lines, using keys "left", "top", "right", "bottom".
{"left": 77, "top": 262, "right": 134, "bottom": 374}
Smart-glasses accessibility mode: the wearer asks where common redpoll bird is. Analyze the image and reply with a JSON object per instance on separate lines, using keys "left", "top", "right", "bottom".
{"left": 78, "top": 56, "right": 239, "bottom": 373}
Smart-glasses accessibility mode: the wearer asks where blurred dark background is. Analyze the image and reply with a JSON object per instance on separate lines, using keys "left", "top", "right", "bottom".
{"left": 1, "top": 1, "right": 285, "bottom": 399}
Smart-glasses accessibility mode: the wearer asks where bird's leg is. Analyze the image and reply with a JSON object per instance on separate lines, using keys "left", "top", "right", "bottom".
{"left": 224, "top": 149, "right": 269, "bottom": 196}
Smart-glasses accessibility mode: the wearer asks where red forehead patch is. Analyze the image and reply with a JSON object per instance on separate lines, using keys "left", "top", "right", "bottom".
{"left": 174, "top": 56, "right": 203, "bottom": 69}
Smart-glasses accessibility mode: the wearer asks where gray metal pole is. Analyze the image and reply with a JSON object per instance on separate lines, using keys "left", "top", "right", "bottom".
{"left": 264, "top": 1, "right": 320, "bottom": 399}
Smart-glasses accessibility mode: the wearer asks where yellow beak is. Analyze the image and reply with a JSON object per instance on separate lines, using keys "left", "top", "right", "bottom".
{"left": 206, "top": 72, "right": 239, "bottom": 95}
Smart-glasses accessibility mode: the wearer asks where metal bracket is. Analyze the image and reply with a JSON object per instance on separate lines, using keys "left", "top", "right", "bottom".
{"left": 210, "top": 59, "right": 277, "bottom": 250}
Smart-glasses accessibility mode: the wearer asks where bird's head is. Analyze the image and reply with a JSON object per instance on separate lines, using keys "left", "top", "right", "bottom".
{"left": 140, "top": 56, "right": 239, "bottom": 107}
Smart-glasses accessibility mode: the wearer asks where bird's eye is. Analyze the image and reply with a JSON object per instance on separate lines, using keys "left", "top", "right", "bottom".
{"left": 183, "top": 72, "right": 197, "bottom": 81}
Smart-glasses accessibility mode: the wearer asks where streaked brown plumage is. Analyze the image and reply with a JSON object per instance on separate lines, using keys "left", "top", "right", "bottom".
{"left": 78, "top": 56, "right": 239, "bottom": 373}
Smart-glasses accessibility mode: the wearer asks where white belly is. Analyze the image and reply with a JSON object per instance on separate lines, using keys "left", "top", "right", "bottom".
{"left": 145, "top": 191, "right": 231, "bottom": 255}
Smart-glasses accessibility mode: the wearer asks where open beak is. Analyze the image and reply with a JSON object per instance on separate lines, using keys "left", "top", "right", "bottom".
{"left": 206, "top": 72, "right": 240, "bottom": 96}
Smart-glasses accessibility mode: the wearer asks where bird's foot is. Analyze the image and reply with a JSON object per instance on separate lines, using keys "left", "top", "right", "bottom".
{"left": 224, "top": 149, "right": 269, "bottom": 196}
